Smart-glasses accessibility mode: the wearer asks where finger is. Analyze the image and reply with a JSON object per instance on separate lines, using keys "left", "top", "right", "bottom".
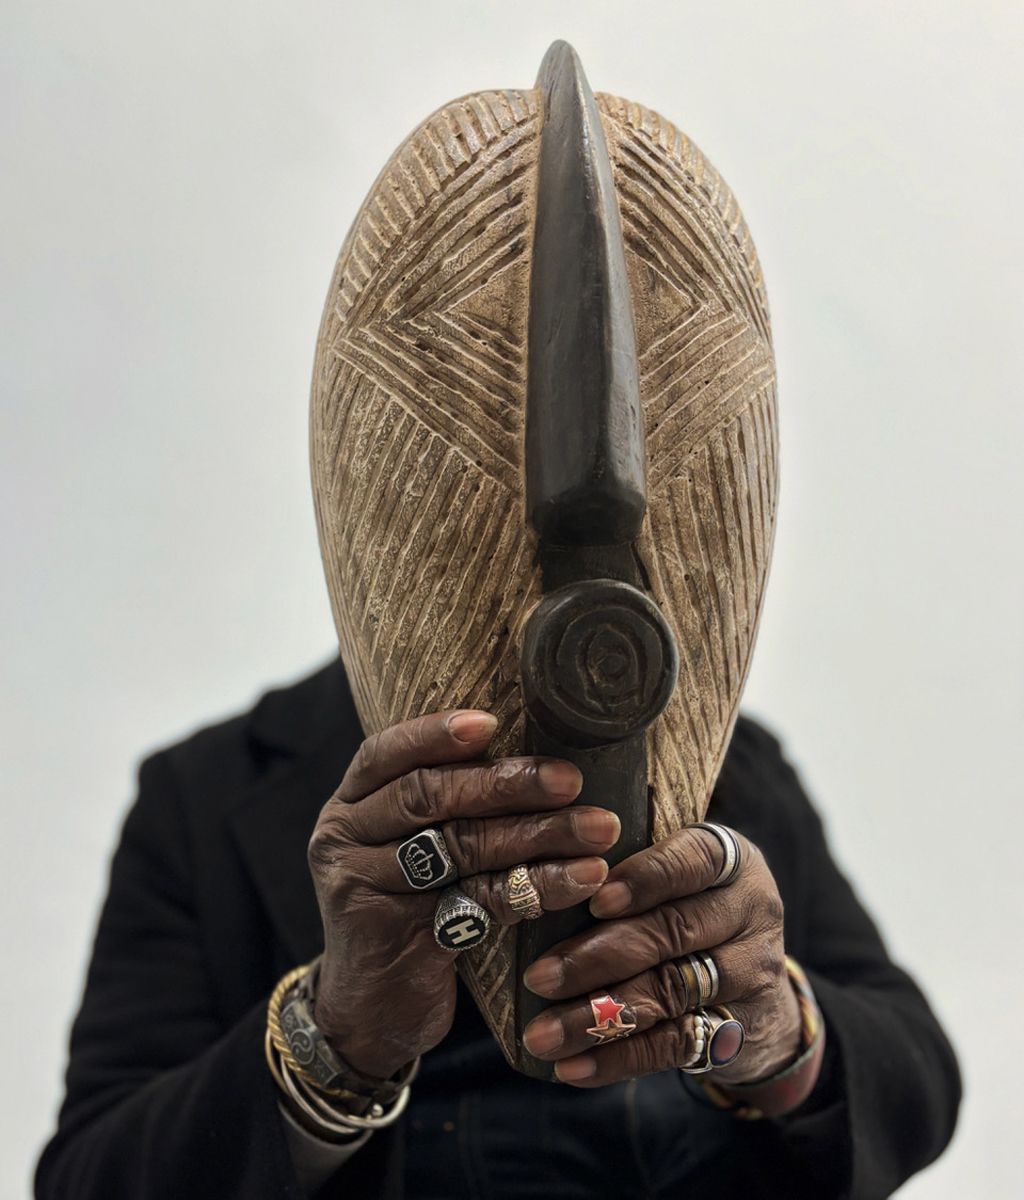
{"left": 522, "top": 891, "right": 744, "bottom": 1000}
{"left": 335, "top": 710, "right": 499, "bottom": 804}
{"left": 588, "top": 825, "right": 755, "bottom": 920}
{"left": 337, "top": 806, "right": 620, "bottom": 893}
{"left": 460, "top": 858, "right": 609, "bottom": 924}
{"left": 551, "top": 1013, "right": 713, "bottom": 1087}
{"left": 335, "top": 756, "right": 584, "bottom": 846}
{"left": 522, "top": 938, "right": 763, "bottom": 1060}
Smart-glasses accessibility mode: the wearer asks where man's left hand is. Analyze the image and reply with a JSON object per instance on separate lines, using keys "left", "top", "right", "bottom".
{"left": 521, "top": 825, "right": 803, "bottom": 1086}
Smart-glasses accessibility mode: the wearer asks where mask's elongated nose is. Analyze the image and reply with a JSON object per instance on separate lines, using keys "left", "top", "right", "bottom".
{"left": 525, "top": 40, "right": 645, "bottom": 547}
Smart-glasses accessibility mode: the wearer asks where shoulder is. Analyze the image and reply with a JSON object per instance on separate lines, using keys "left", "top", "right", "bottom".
{"left": 136, "top": 657, "right": 356, "bottom": 813}
{"left": 712, "top": 713, "right": 824, "bottom": 859}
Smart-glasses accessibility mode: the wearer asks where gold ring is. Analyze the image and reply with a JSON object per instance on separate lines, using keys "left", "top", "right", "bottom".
{"left": 506, "top": 864, "right": 544, "bottom": 920}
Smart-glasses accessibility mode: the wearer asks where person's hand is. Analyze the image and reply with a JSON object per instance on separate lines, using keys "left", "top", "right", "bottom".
{"left": 520, "top": 825, "right": 802, "bottom": 1086}
{"left": 307, "top": 710, "right": 621, "bottom": 1080}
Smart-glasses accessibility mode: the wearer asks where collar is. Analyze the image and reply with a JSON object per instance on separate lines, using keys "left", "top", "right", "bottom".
{"left": 247, "top": 655, "right": 358, "bottom": 758}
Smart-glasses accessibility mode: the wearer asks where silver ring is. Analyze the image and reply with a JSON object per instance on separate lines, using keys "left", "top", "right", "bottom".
{"left": 696, "top": 950, "right": 720, "bottom": 1004}
{"left": 680, "top": 951, "right": 719, "bottom": 1006}
{"left": 433, "top": 887, "right": 491, "bottom": 951}
{"left": 506, "top": 864, "right": 544, "bottom": 920}
{"left": 692, "top": 822, "right": 741, "bottom": 888}
{"left": 396, "top": 828, "right": 457, "bottom": 891}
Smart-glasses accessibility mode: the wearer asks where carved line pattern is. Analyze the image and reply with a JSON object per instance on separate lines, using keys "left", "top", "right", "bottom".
{"left": 311, "top": 91, "right": 542, "bottom": 1057}
{"left": 597, "top": 95, "right": 778, "bottom": 842}
{"left": 311, "top": 88, "right": 778, "bottom": 1062}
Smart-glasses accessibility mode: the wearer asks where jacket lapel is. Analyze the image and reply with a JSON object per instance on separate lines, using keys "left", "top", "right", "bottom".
{"left": 227, "top": 659, "right": 365, "bottom": 965}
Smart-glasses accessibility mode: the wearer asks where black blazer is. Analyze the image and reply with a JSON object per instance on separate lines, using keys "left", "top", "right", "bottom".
{"left": 36, "top": 660, "right": 959, "bottom": 1199}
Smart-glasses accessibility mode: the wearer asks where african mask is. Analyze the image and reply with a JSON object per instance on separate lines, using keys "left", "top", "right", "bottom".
{"left": 310, "top": 42, "right": 777, "bottom": 1076}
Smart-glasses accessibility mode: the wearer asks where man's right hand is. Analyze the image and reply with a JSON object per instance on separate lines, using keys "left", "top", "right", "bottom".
{"left": 307, "top": 710, "right": 620, "bottom": 1080}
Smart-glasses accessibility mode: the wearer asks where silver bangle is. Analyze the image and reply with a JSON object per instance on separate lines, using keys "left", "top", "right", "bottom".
{"left": 267, "top": 1031, "right": 415, "bottom": 1134}
{"left": 290, "top": 1066, "right": 413, "bottom": 1131}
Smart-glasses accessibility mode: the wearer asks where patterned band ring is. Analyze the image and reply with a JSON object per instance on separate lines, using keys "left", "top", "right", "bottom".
{"left": 506, "top": 864, "right": 544, "bottom": 920}
{"left": 692, "top": 822, "right": 742, "bottom": 888}
{"left": 396, "top": 828, "right": 458, "bottom": 891}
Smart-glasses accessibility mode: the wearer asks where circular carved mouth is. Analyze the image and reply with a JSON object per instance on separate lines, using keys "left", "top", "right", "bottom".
{"left": 520, "top": 578, "right": 679, "bottom": 746}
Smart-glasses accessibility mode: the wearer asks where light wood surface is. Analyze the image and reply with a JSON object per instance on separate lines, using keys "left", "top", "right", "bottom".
{"left": 310, "top": 86, "right": 777, "bottom": 1062}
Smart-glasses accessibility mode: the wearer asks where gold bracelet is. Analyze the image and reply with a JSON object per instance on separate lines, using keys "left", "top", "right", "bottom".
{"left": 266, "top": 961, "right": 419, "bottom": 1109}
{"left": 266, "top": 963, "right": 354, "bottom": 1097}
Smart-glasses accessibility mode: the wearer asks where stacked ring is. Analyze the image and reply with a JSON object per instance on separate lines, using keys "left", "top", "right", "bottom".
{"left": 691, "top": 822, "right": 742, "bottom": 888}
{"left": 675, "top": 951, "right": 720, "bottom": 1009}
{"left": 506, "top": 864, "right": 544, "bottom": 920}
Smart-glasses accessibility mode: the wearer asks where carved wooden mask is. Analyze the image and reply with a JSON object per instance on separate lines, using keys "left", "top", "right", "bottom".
{"left": 310, "top": 42, "right": 777, "bottom": 1074}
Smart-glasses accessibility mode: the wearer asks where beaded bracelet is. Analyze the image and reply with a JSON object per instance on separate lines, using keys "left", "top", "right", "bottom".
{"left": 700, "top": 956, "right": 825, "bottom": 1120}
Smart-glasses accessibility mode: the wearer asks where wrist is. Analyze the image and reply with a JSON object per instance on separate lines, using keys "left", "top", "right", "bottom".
{"left": 718, "top": 969, "right": 803, "bottom": 1086}
{"left": 701, "top": 956, "right": 826, "bottom": 1120}
{"left": 265, "top": 960, "right": 420, "bottom": 1140}
{"left": 311, "top": 959, "right": 419, "bottom": 1083}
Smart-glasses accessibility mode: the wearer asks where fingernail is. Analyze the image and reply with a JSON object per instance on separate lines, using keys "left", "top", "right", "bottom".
{"left": 524, "top": 957, "right": 564, "bottom": 996}
{"left": 589, "top": 880, "right": 631, "bottom": 918}
{"left": 538, "top": 761, "right": 583, "bottom": 800}
{"left": 447, "top": 712, "right": 497, "bottom": 743}
{"left": 555, "top": 1056, "right": 596, "bottom": 1082}
{"left": 523, "top": 1016, "right": 564, "bottom": 1057}
{"left": 566, "top": 857, "right": 609, "bottom": 887}
{"left": 572, "top": 809, "right": 621, "bottom": 847}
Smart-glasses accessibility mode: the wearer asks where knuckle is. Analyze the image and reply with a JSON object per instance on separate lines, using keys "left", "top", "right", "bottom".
{"left": 405, "top": 714, "right": 436, "bottom": 760}
{"left": 445, "top": 818, "right": 487, "bottom": 875}
{"left": 663, "top": 1019, "right": 689, "bottom": 1068}
{"left": 489, "top": 759, "right": 526, "bottom": 803}
{"left": 396, "top": 766, "right": 443, "bottom": 821}
{"left": 689, "top": 829, "right": 721, "bottom": 882}
{"left": 462, "top": 873, "right": 508, "bottom": 923}
{"left": 658, "top": 901, "right": 703, "bottom": 954}
{"left": 307, "top": 826, "right": 337, "bottom": 872}
{"left": 648, "top": 961, "right": 681, "bottom": 1018}
{"left": 736, "top": 942, "right": 781, "bottom": 1000}
{"left": 307, "top": 808, "right": 350, "bottom": 872}
{"left": 743, "top": 838, "right": 767, "bottom": 874}
{"left": 659, "top": 840, "right": 692, "bottom": 886}
{"left": 761, "top": 889, "right": 785, "bottom": 929}
{"left": 638, "top": 1022, "right": 681, "bottom": 1075}
{"left": 349, "top": 732, "right": 382, "bottom": 782}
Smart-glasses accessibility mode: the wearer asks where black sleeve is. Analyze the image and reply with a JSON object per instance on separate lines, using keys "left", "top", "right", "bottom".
{"left": 34, "top": 753, "right": 306, "bottom": 1200}
{"left": 754, "top": 734, "right": 962, "bottom": 1199}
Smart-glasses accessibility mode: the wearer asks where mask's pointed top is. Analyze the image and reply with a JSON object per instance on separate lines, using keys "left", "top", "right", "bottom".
{"left": 526, "top": 41, "right": 645, "bottom": 546}
{"left": 535, "top": 39, "right": 583, "bottom": 91}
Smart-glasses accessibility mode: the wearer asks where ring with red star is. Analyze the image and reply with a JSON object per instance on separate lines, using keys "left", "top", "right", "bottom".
{"left": 586, "top": 994, "right": 638, "bottom": 1044}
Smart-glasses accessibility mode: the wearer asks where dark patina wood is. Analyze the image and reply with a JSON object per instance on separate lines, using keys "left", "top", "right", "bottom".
{"left": 515, "top": 42, "right": 679, "bottom": 1078}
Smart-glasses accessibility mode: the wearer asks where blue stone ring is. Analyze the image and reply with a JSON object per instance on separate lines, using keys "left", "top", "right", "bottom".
{"left": 679, "top": 1006, "right": 746, "bottom": 1074}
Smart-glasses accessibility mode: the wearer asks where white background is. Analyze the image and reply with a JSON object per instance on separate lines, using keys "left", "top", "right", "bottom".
{"left": 3, "top": 2, "right": 1021, "bottom": 1196}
